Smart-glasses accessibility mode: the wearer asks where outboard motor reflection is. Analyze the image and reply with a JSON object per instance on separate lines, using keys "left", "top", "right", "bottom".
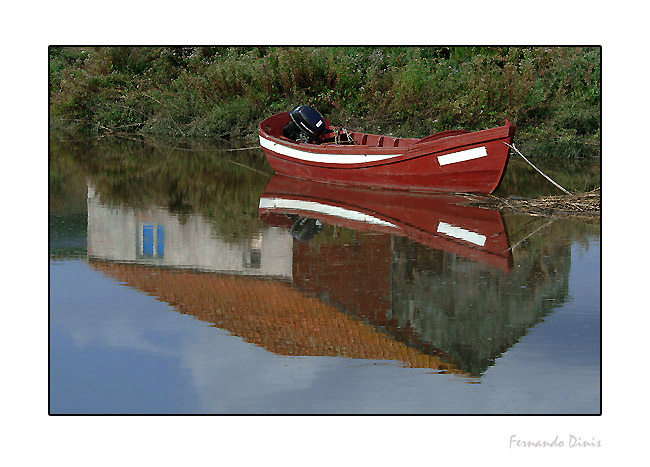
{"left": 288, "top": 216, "right": 323, "bottom": 242}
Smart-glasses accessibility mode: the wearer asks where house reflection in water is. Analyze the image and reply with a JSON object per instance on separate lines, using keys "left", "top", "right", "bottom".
{"left": 87, "top": 182, "right": 571, "bottom": 377}
{"left": 87, "top": 185, "right": 292, "bottom": 279}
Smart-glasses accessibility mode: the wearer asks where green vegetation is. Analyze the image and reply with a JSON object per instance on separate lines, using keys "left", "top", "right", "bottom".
{"left": 49, "top": 46, "right": 601, "bottom": 160}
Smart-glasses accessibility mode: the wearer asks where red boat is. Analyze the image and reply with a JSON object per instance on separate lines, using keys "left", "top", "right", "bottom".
{"left": 258, "top": 106, "right": 516, "bottom": 194}
{"left": 259, "top": 175, "right": 514, "bottom": 273}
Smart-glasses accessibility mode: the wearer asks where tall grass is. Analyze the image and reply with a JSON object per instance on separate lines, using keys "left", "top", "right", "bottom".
{"left": 49, "top": 46, "right": 601, "bottom": 160}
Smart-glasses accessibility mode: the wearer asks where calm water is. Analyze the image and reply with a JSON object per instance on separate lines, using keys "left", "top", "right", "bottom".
{"left": 49, "top": 134, "right": 601, "bottom": 414}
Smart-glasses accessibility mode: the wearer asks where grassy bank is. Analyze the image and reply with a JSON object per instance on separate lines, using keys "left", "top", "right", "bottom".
{"left": 49, "top": 46, "right": 601, "bottom": 160}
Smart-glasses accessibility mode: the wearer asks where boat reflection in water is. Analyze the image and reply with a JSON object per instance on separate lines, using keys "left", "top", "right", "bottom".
{"left": 259, "top": 175, "right": 514, "bottom": 273}
{"left": 88, "top": 176, "right": 570, "bottom": 377}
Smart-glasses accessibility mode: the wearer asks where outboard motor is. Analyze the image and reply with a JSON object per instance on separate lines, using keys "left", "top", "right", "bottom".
{"left": 283, "top": 105, "right": 332, "bottom": 144}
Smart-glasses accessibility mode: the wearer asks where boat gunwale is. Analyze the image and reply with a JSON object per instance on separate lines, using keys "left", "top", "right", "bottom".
{"left": 259, "top": 112, "right": 512, "bottom": 153}
{"left": 259, "top": 113, "right": 514, "bottom": 169}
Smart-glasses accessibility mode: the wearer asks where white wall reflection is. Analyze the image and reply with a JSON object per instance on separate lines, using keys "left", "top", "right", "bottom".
{"left": 87, "top": 184, "right": 293, "bottom": 278}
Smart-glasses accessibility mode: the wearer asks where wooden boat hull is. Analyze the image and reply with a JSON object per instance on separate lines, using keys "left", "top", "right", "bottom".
{"left": 259, "top": 112, "right": 516, "bottom": 194}
{"left": 259, "top": 175, "right": 514, "bottom": 273}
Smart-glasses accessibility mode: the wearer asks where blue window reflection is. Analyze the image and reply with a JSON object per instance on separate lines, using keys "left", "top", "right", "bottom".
{"left": 157, "top": 225, "right": 165, "bottom": 257}
{"left": 143, "top": 225, "right": 155, "bottom": 256}
{"left": 140, "top": 224, "right": 164, "bottom": 258}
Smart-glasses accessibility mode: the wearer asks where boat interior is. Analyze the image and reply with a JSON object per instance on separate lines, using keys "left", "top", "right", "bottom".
{"left": 261, "top": 111, "right": 471, "bottom": 148}
{"left": 336, "top": 132, "right": 419, "bottom": 148}
{"left": 261, "top": 112, "right": 416, "bottom": 147}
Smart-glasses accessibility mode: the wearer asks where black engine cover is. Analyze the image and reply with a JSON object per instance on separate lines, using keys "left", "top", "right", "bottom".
{"left": 286, "top": 105, "right": 327, "bottom": 142}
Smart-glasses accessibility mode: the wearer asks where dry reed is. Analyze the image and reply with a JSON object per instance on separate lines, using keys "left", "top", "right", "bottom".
{"left": 463, "top": 188, "right": 600, "bottom": 218}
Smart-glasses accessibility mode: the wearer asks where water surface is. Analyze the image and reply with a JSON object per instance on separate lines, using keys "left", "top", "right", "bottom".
{"left": 49, "top": 134, "right": 600, "bottom": 414}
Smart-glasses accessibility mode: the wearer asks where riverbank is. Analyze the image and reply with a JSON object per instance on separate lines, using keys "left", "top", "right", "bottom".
{"left": 49, "top": 46, "right": 601, "bottom": 161}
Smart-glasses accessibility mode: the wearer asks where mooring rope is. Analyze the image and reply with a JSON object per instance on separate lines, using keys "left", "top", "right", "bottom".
{"left": 503, "top": 142, "right": 572, "bottom": 195}
{"left": 139, "top": 139, "right": 268, "bottom": 176}
{"left": 154, "top": 144, "right": 261, "bottom": 152}
{"left": 228, "top": 146, "right": 262, "bottom": 151}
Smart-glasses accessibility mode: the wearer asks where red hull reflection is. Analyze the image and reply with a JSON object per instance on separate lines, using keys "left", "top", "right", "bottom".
{"left": 259, "top": 175, "right": 513, "bottom": 273}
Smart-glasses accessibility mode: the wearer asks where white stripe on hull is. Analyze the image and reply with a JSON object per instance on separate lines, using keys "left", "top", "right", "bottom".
{"left": 260, "top": 134, "right": 488, "bottom": 167}
{"left": 437, "top": 222, "right": 486, "bottom": 246}
{"left": 259, "top": 197, "right": 397, "bottom": 227}
{"left": 437, "top": 146, "right": 487, "bottom": 166}
{"left": 259, "top": 135, "right": 401, "bottom": 164}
